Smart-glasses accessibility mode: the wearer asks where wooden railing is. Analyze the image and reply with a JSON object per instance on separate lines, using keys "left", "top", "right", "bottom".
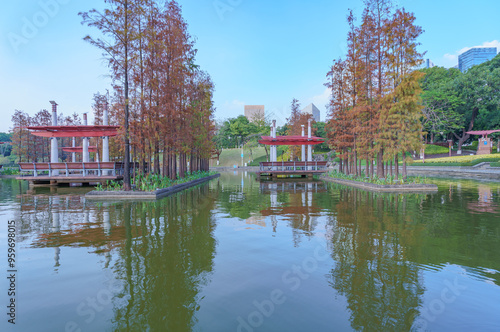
{"left": 259, "top": 161, "right": 328, "bottom": 172}
{"left": 18, "top": 162, "right": 124, "bottom": 177}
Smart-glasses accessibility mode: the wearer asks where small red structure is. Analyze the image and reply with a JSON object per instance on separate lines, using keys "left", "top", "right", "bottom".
{"left": 466, "top": 130, "right": 500, "bottom": 155}
{"left": 17, "top": 101, "right": 122, "bottom": 186}
{"left": 257, "top": 120, "right": 327, "bottom": 179}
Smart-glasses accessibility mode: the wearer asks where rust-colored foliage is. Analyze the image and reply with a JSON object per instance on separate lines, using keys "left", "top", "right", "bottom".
{"left": 325, "top": 0, "right": 424, "bottom": 178}
{"left": 80, "top": 0, "right": 216, "bottom": 186}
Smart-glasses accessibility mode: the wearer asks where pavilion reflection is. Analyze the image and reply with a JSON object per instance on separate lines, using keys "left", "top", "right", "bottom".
{"left": 243, "top": 180, "right": 327, "bottom": 243}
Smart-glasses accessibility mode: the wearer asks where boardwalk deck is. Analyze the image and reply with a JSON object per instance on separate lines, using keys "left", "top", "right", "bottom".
{"left": 16, "top": 162, "right": 125, "bottom": 186}
{"left": 15, "top": 175, "right": 123, "bottom": 186}
{"left": 257, "top": 161, "right": 328, "bottom": 179}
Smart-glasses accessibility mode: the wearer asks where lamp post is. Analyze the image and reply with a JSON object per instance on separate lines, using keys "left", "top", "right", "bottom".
{"left": 240, "top": 136, "right": 243, "bottom": 167}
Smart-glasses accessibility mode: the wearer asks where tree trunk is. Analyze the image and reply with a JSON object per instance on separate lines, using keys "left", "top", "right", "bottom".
{"left": 376, "top": 150, "right": 384, "bottom": 178}
{"left": 395, "top": 154, "right": 399, "bottom": 180}
{"left": 123, "top": 0, "right": 131, "bottom": 191}
{"left": 454, "top": 107, "right": 478, "bottom": 153}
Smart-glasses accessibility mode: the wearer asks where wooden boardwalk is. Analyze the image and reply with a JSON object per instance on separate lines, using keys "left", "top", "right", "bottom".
{"left": 257, "top": 161, "right": 328, "bottom": 179}
{"left": 16, "top": 162, "right": 124, "bottom": 186}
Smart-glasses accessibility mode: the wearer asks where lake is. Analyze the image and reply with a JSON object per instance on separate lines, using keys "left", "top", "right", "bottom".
{"left": 1, "top": 172, "right": 500, "bottom": 331}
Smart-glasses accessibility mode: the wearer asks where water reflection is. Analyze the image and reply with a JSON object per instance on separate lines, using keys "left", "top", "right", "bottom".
{"left": 15, "top": 184, "right": 218, "bottom": 331}
{"left": 325, "top": 182, "right": 500, "bottom": 330}
{"left": 6, "top": 174, "right": 500, "bottom": 331}
{"left": 325, "top": 187, "right": 426, "bottom": 330}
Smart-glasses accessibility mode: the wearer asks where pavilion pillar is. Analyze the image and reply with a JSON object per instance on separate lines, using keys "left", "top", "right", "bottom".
{"left": 272, "top": 120, "right": 277, "bottom": 163}
{"left": 307, "top": 119, "right": 312, "bottom": 162}
{"left": 72, "top": 137, "right": 76, "bottom": 162}
{"left": 83, "top": 113, "right": 89, "bottom": 163}
{"left": 269, "top": 125, "right": 274, "bottom": 162}
{"left": 301, "top": 125, "right": 305, "bottom": 162}
{"left": 50, "top": 101, "right": 59, "bottom": 176}
{"left": 103, "top": 101, "right": 110, "bottom": 162}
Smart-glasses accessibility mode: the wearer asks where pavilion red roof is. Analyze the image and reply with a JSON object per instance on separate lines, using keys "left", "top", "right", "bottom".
{"left": 26, "top": 125, "right": 120, "bottom": 138}
{"left": 466, "top": 130, "right": 500, "bottom": 137}
{"left": 259, "top": 135, "right": 325, "bottom": 146}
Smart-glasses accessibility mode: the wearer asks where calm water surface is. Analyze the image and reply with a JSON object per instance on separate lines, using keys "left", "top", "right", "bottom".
{"left": 1, "top": 172, "right": 500, "bottom": 331}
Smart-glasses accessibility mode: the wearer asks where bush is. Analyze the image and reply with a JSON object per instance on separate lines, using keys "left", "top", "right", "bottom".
{"left": 490, "top": 162, "right": 500, "bottom": 167}
{"left": 424, "top": 144, "right": 449, "bottom": 155}
{"left": 0, "top": 167, "right": 19, "bottom": 175}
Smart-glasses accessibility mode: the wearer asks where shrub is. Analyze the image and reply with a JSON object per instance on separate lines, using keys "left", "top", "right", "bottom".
{"left": 424, "top": 144, "right": 449, "bottom": 155}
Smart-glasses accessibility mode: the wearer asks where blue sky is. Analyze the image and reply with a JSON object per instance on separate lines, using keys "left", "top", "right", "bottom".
{"left": 1, "top": 0, "right": 499, "bottom": 133}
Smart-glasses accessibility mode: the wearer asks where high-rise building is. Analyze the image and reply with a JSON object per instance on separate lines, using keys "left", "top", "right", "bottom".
{"left": 424, "top": 59, "right": 435, "bottom": 68}
{"left": 244, "top": 105, "right": 265, "bottom": 122}
{"left": 458, "top": 47, "right": 497, "bottom": 72}
{"left": 301, "top": 103, "right": 320, "bottom": 122}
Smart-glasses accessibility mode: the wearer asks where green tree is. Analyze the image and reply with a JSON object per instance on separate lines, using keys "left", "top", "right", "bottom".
{"left": 420, "top": 67, "right": 463, "bottom": 142}
{"left": 451, "top": 55, "right": 500, "bottom": 151}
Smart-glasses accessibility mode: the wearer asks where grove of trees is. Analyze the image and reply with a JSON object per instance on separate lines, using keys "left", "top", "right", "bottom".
{"left": 326, "top": 0, "right": 425, "bottom": 179}
{"left": 420, "top": 55, "right": 500, "bottom": 151}
{"left": 80, "top": 0, "right": 215, "bottom": 190}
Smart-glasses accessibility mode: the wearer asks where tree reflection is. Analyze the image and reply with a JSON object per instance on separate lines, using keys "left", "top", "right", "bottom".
{"left": 326, "top": 186, "right": 427, "bottom": 331}
{"left": 324, "top": 181, "right": 500, "bottom": 330}
{"left": 112, "top": 185, "right": 218, "bottom": 331}
{"left": 20, "top": 183, "right": 218, "bottom": 331}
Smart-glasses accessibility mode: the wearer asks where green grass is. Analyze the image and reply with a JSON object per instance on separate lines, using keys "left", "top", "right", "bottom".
{"left": 490, "top": 162, "right": 500, "bottom": 167}
{"left": 411, "top": 155, "right": 500, "bottom": 167}
{"left": 248, "top": 155, "right": 268, "bottom": 166}
{"left": 215, "top": 147, "right": 268, "bottom": 167}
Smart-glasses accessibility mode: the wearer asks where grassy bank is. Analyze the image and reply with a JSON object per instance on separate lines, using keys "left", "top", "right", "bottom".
{"left": 326, "top": 170, "right": 428, "bottom": 185}
{"left": 411, "top": 154, "right": 500, "bottom": 167}
{"left": 214, "top": 147, "right": 267, "bottom": 167}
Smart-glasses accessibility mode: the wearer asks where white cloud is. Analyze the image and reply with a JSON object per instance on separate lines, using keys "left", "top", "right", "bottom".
{"left": 224, "top": 99, "right": 245, "bottom": 111}
{"left": 441, "top": 40, "right": 500, "bottom": 68}
{"left": 310, "top": 88, "right": 331, "bottom": 109}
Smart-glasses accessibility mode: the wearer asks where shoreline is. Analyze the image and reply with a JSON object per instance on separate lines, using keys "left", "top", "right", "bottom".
{"left": 320, "top": 175, "right": 438, "bottom": 192}
{"left": 86, "top": 173, "right": 220, "bottom": 200}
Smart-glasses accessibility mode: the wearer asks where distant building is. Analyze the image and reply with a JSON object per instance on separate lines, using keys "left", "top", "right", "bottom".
{"left": 458, "top": 47, "right": 497, "bottom": 72}
{"left": 301, "top": 103, "right": 320, "bottom": 122}
{"left": 424, "top": 59, "right": 435, "bottom": 68}
{"left": 244, "top": 105, "right": 265, "bottom": 122}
